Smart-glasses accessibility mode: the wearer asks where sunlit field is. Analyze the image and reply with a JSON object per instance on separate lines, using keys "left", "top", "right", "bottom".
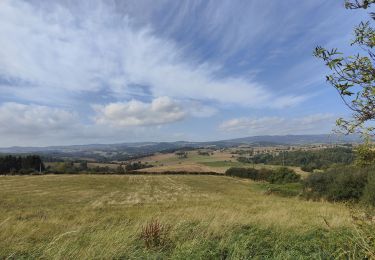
{"left": 0, "top": 174, "right": 367, "bottom": 259}
{"left": 1, "top": 0, "right": 374, "bottom": 258}
{"left": 136, "top": 150, "right": 308, "bottom": 176}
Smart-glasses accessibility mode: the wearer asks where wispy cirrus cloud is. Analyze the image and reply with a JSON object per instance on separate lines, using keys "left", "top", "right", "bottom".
{"left": 0, "top": 0, "right": 306, "bottom": 109}
{"left": 219, "top": 114, "right": 336, "bottom": 135}
{"left": 0, "top": 0, "right": 366, "bottom": 146}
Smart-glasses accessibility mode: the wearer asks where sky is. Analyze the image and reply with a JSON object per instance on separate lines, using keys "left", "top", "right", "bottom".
{"left": 0, "top": 0, "right": 371, "bottom": 147}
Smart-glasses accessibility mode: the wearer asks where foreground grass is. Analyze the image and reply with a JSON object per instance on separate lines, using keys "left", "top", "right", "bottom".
{"left": 0, "top": 175, "right": 372, "bottom": 258}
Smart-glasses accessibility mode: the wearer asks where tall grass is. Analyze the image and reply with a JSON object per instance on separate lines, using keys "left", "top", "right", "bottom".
{"left": 140, "top": 219, "right": 171, "bottom": 249}
{"left": 0, "top": 174, "right": 373, "bottom": 258}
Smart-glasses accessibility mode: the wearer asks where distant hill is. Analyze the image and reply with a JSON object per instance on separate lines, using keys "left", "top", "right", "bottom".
{"left": 0, "top": 134, "right": 361, "bottom": 161}
{"left": 224, "top": 134, "right": 360, "bottom": 145}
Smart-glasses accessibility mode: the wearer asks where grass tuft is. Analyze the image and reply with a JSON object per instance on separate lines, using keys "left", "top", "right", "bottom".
{"left": 140, "top": 219, "right": 171, "bottom": 249}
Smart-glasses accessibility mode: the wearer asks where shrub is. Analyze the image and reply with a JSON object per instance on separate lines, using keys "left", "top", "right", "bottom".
{"left": 226, "top": 167, "right": 249, "bottom": 178}
{"left": 267, "top": 167, "right": 301, "bottom": 184}
{"left": 362, "top": 173, "right": 375, "bottom": 206}
{"left": 304, "top": 166, "right": 372, "bottom": 202}
{"left": 301, "top": 162, "right": 321, "bottom": 172}
{"left": 125, "top": 161, "right": 153, "bottom": 172}
{"left": 355, "top": 143, "right": 375, "bottom": 167}
{"left": 303, "top": 172, "right": 333, "bottom": 199}
{"left": 225, "top": 167, "right": 267, "bottom": 181}
{"left": 327, "top": 169, "right": 367, "bottom": 201}
{"left": 225, "top": 167, "right": 300, "bottom": 184}
{"left": 256, "top": 168, "right": 274, "bottom": 181}
{"left": 18, "top": 168, "right": 36, "bottom": 175}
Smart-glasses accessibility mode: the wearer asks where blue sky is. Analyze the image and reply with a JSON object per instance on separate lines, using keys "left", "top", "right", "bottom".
{"left": 0, "top": 0, "right": 370, "bottom": 146}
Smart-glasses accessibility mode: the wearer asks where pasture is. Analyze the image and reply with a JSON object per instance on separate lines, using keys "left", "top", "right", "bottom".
{"left": 137, "top": 150, "right": 308, "bottom": 176}
{"left": 0, "top": 174, "right": 370, "bottom": 259}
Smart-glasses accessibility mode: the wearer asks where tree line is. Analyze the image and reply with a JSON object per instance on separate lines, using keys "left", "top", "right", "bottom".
{"left": 225, "top": 167, "right": 301, "bottom": 184}
{"left": 46, "top": 161, "right": 153, "bottom": 174}
{"left": 0, "top": 155, "right": 45, "bottom": 174}
{"left": 238, "top": 147, "right": 355, "bottom": 172}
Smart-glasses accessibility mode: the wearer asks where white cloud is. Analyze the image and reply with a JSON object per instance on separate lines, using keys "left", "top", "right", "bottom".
{"left": 0, "top": 101, "right": 189, "bottom": 147}
{"left": 0, "top": 97, "right": 218, "bottom": 146}
{"left": 94, "top": 97, "right": 186, "bottom": 127}
{"left": 0, "top": 102, "right": 77, "bottom": 136}
{"left": 0, "top": 0, "right": 352, "bottom": 146}
{"left": 184, "top": 101, "right": 217, "bottom": 118}
{"left": 0, "top": 0, "right": 307, "bottom": 108}
{"left": 219, "top": 114, "right": 336, "bottom": 135}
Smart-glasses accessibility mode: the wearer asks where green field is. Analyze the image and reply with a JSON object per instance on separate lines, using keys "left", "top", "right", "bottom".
{"left": 1, "top": 174, "right": 374, "bottom": 259}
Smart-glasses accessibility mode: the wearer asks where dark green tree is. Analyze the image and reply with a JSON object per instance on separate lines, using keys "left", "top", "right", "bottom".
{"left": 116, "top": 165, "right": 125, "bottom": 174}
{"left": 79, "top": 161, "right": 88, "bottom": 170}
{"left": 0, "top": 155, "right": 44, "bottom": 174}
{"left": 175, "top": 151, "right": 188, "bottom": 159}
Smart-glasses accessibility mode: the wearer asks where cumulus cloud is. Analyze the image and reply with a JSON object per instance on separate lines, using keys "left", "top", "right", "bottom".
{"left": 0, "top": 103, "right": 77, "bottom": 136}
{"left": 219, "top": 114, "right": 336, "bottom": 135}
{"left": 0, "top": 0, "right": 306, "bottom": 108}
{"left": 0, "top": 97, "right": 216, "bottom": 146}
{"left": 0, "top": 101, "right": 188, "bottom": 146}
{"left": 94, "top": 97, "right": 186, "bottom": 127}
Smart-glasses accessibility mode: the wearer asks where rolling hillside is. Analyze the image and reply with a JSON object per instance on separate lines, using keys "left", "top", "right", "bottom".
{"left": 0, "top": 174, "right": 366, "bottom": 259}
{"left": 0, "top": 134, "right": 360, "bottom": 161}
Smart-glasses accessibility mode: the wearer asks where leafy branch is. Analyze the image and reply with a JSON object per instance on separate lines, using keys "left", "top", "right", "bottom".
{"left": 314, "top": 1, "right": 375, "bottom": 137}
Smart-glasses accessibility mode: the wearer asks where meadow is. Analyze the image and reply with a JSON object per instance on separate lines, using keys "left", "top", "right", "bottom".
{"left": 1, "top": 174, "right": 373, "bottom": 259}
{"left": 136, "top": 150, "right": 308, "bottom": 176}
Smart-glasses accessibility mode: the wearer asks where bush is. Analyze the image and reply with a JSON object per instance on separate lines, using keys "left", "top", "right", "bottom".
{"left": 18, "top": 168, "right": 36, "bottom": 175}
{"left": 125, "top": 161, "right": 153, "bottom": 172}
{"left": 301, "top": 162, "right": 321, "bottom": 172}
{"left": 304, "top": 166, "right": 372, "bottom": 202}
{"left": 362, "top": 173, "right": 375, "bottom": 206}
{"left": 225, "top": 167, "right": 268, "bottom": 181}
{"left": 225, "top": 167, "right": 300, "bottom": 184}
{"left": 327, "top": 169, "right": 367, "bottom": 201}
{"left": 256, "top": 168, "right": 274, "bottom": 181}
{"left": 303, "top": 172, "right": 333, "bottom": 198}
{"left": 267, "top": 167, "right": 301, "bottom": 184}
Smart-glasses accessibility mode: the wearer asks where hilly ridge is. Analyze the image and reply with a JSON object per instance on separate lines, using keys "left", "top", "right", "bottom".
{"left": 0, "top": 134, "right": 360, "bottom": 159}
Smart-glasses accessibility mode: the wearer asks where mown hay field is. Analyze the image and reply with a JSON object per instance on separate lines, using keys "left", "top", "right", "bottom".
{"left": 0, "top": 174, "right": 368, "bottom": 259}
{"left": 138, "top": 150, "right": 308, "bottom": 177}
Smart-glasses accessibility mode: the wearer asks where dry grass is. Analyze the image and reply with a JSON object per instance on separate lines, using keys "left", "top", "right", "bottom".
{"left": 87, "top": 162, "right": 119, "bottom": 169}
{"left": 45, "top": 162, "right": 120, "bottom": 169}
{"left": 138, "top": 151, "right": 309, "bottom": 176}
{"left": 0, "top": 174, "right": 361, "bottom": 258}
{"left": 140, "top": 219, "right": 171, "bottom": 249}
{"left": 135, "top": 163, "right": 226, "bottom": 173}
{"left": 139, "top": 153, "right": 177, "bottom": 163}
